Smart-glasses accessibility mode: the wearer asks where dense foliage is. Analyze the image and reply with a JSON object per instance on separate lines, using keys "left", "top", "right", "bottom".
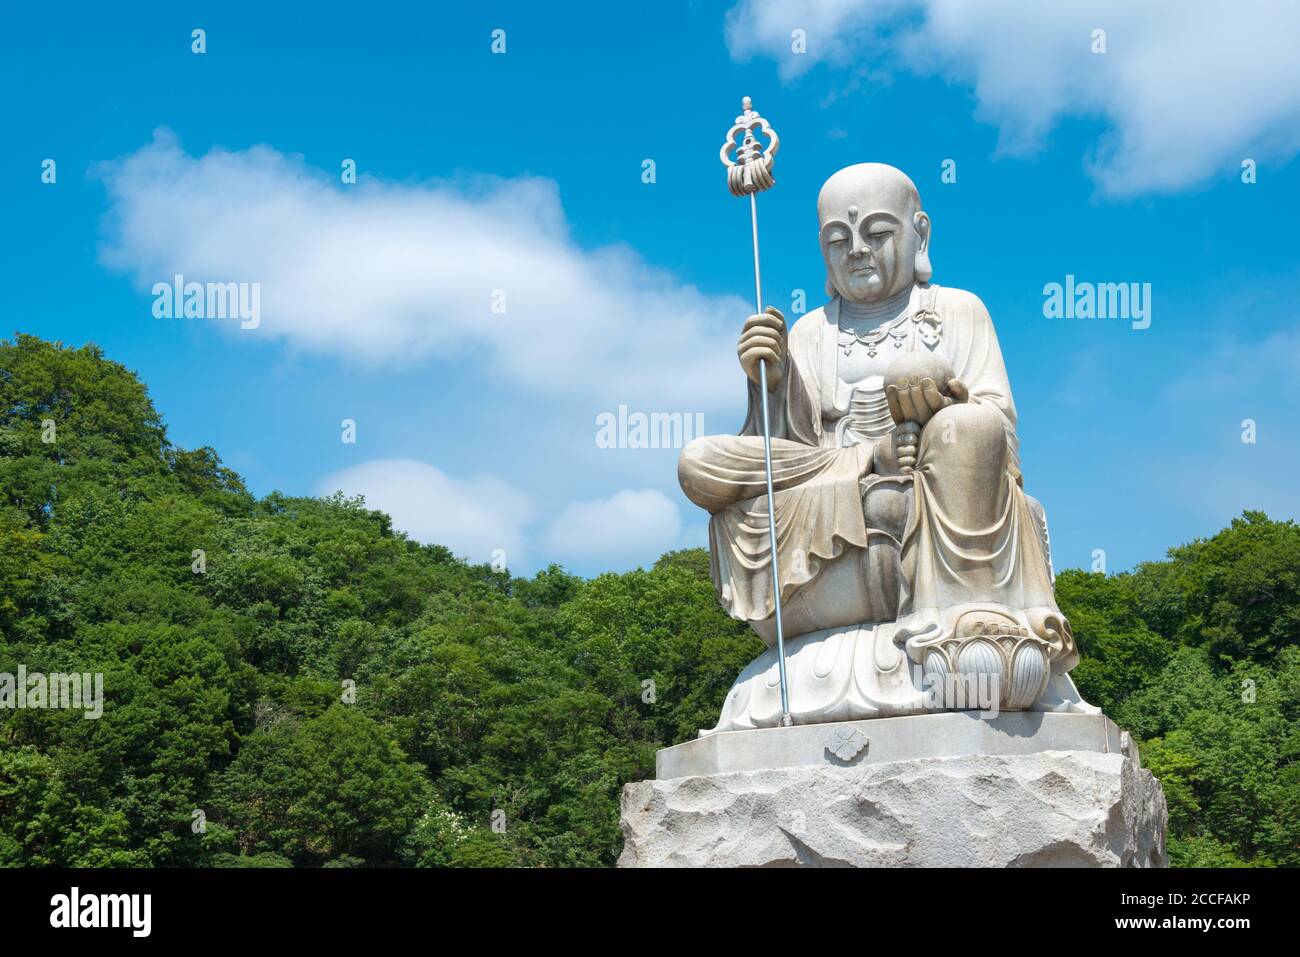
{"left": 1, "top": 334, "right": 1296, "bottom": 867}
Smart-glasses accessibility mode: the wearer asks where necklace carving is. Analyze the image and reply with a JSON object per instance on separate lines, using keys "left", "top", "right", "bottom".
{"left": 838, "top": 306, "right": 943, "bottom": 357}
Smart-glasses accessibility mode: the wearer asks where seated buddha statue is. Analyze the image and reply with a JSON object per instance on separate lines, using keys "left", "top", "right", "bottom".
{"left": 678, "top": 163, "right": 1096, "bottom": 732}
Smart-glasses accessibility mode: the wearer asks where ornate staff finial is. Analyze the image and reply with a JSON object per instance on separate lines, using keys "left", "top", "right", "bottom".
{"left": 716, "top": 95, "right": 792, "bottom": 728}
{"left": 719, "top": 95, "right": 780, "bottom": 197}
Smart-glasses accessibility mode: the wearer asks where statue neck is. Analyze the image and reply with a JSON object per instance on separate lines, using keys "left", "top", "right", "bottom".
{"left": 836, "top": 284, "right": 916, "bottom": 329}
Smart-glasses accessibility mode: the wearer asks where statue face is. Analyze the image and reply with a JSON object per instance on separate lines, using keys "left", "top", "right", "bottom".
{"left": 818, "top": 164, "right": 930, "bottom": 302}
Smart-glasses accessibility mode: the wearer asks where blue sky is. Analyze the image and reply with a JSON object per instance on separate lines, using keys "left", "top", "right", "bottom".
{"left": 3, "top": 0, "right": 1299, "bottom": 576}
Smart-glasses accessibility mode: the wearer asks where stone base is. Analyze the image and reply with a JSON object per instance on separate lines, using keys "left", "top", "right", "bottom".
{"left": 661, "top": 711, "right": 1122, "bottom": 779}
{"left": 619, "top": 725, "right": 1167, "bottom": 867}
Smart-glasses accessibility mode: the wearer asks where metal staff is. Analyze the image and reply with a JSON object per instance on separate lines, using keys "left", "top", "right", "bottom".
{"left": 719, "top": 96, "right": 792, "bottom": 728}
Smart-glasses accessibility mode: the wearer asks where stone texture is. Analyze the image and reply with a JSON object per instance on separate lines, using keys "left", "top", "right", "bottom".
{"left": 619, "top": 749, "right": 1167, "bottom": 868}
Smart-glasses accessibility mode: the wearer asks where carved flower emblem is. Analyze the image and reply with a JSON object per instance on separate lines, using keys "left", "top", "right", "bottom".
{"left": 825, "top": 726, "right": 868, "bottom": 762}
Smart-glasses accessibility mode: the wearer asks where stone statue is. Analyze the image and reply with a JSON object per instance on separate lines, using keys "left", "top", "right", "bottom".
{"left": 678, "top": 163, "right": 1097, "bottom": 732}
{"left": 621, "top": 151, "right": 1166, "bottom": 869}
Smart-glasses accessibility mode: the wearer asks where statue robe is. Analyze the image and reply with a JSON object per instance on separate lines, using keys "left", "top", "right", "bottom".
{"left": 678, "top": 283, "right": 1078, "bottom": 674}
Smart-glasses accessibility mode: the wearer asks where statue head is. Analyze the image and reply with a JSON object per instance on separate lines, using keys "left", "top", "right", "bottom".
{"left": 817, "top": 163, "right": 932, "bottom": 302}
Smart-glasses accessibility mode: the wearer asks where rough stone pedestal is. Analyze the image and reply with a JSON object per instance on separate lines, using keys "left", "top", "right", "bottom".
{"left": 618, "top": 713, "right": 1167, "bottom": 868}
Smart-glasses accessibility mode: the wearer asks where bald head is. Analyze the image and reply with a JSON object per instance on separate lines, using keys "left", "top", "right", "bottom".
{"left": 817, "top": 163, "right": 922, "bottom": 226}
{"left": 817, "top": 163, "right": 931, "bottom": 302}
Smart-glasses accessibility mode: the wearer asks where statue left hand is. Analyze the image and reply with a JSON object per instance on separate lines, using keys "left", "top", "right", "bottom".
{"left": 886, "top": 376, "right": 969, "bottom": 428}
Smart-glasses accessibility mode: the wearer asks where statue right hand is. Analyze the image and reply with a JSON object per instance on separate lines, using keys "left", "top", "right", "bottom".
{"left": 737, "top": 307, "right": 787, "bottom": 390}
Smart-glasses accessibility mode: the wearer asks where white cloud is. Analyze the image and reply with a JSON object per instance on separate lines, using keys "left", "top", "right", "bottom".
{"left": 542, "top": 489, "right": 683, "bottom": 569}
{"left": 725, "top": 0, "right": 1300, "bottom": 194}
{"left": 317, "top": 459, "right": 532, "bottom": 568}
{"left": 96, "top": 130, "right": 744, "bottom": 407}
{"left": 316, "top": 464, "right": 688, "bottom": 574}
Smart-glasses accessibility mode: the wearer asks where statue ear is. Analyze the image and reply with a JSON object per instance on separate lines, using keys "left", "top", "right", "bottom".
{"left": 826, "top": 275, "right": 837, "bottom": 299}
{"left": 914, "top": 211, "right": 933, "bottom": 283}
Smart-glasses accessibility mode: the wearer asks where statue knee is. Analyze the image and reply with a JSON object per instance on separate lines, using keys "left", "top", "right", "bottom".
{"left": 679, "top": 436, "right": 739, "bottom": 511}
{"left": 929, "top": 401, "right": 1002, "bottom": 434}
{"left": 679, "top": 436, "right": 709, "bottom": 472}
{"left": 918, "top": 403, "right": 1008, "bottom": 474}
{"left": 678, "top": 437, "right": 711, "bottom": 505}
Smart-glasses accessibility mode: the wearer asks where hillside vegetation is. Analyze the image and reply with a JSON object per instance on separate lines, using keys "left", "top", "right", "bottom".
{"left": 1, "top": 334, "right": 1296, "bottom": 867}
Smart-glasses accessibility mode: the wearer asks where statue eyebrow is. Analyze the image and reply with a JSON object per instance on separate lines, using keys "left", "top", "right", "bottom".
{"left": 862, "top": 211, "right": 902, "bottom": 227}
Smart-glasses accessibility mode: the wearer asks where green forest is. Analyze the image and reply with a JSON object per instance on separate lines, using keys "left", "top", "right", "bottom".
{"left": 1, "top": 333, "right": 1297, "bottom": 868}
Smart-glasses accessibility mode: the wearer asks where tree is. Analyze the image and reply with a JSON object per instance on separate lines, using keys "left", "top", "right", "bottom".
{"left": 211, "top": 705, "right": 427, "bottom": 865}
{"left": 3, "top": 333, "right": 1296, "bottom": 867}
